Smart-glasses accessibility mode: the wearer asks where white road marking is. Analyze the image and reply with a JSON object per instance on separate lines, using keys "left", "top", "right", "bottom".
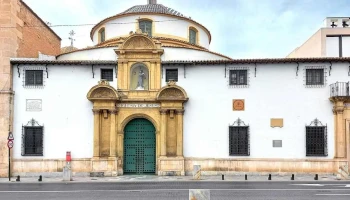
{"left": 315, "top": 194, "right": 350, "bottom": 196}
{"left": 0, "top": 188, "right": 350, "bottom": 193}
{"left": 290, "top": 184, "right": 324, "bottom": 186}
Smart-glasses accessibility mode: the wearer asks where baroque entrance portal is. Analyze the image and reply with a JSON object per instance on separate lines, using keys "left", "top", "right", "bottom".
{"left": 124, "top": 118, "right": 156, "bottom": 174}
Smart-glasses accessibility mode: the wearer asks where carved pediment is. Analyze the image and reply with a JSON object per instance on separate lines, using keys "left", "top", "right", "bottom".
{"left": 91, "top": 88, "right": 116, "bottom": 98}
{"left": 123, "top": 36, "right": 155, "bottom": 49}
{"left": 157, "top": 83, "right": 188, "bottom": 101}
{"left": 87, "top": 81, "right": 119, "bottom": 101}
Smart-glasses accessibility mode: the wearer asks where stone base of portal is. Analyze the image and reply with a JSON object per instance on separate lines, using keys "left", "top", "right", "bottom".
{"left": 91, "top": 157, "right": 118, "bottom": 177}
{"left": 157, "top": 156, "right": 185, "bottom": 176}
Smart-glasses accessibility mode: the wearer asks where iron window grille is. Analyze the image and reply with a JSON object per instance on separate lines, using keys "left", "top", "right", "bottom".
{"left": 306, "top": 118, "right": 327, "bottom": 157}
{"left": 21, "top": 118, "right": 44, "bottom": 156}
{"left": 189, "top": 29, "right": 197, "bottom": 44}
{"left": 165, "top": 69, "right": 178, "bottom": 82}
{"left": 226, "top": 66, "right": 250, "bottom": 88}
{"left": 229, "top": 118, "right": 250, "bottom": 156}
{"left": 101, "top": 69, "right": 113, "bottom": 81}
{"left": 139, "top": 20, "right": 152, "bottom": 37}
{"left": 23, "top": 66, "right": 46, "bottom": 88}
{"left": 303, "top": 66, "right": 327, "bottom": 88}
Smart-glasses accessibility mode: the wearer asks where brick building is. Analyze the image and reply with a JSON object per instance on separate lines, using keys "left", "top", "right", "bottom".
{"left": 0, "top": 0, "right": 60, "bottom": 177}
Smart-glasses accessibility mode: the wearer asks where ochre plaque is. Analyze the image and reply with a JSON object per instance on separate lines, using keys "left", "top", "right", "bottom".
{"left": 233, "top": 99, "right": 245, "bottom": 111}
{"left": 271, "top": 118, "right": 283, "bottom": 128}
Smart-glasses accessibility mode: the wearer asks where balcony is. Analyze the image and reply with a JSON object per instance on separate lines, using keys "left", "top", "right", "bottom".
{"left": 330, "top": 82, "right": 350, "bottom": 98}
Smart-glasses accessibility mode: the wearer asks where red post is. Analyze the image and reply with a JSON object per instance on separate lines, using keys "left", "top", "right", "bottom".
{"left": 66, "top": 151, "right": 71, "bottom": 162}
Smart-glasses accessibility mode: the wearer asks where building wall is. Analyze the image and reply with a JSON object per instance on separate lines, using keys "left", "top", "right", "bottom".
{"left": 12, "top": 65, "right": 117, "bottom": 159}
{"left": 286, "top": 30, "right": 322, "bottom": 58}
{"left": 161, "top": 62, "right": 350, "bottom": 159}
{"left": 92, "top": 15, "right": 210, "bottom": 48}
{"left": 326, "top": 35, "right": 350, "bottom": 57}
{"left": 17, "top": 1, "right": 61, "bottom": 57}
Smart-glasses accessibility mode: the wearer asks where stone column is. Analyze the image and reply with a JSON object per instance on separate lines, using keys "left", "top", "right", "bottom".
{"left": 334, "top": 102, "right": 345, "bottom": 158}
{"left": 93, "top": 109, "right": 101, "bottom": 158}
{"left": 160, "top": 109, "right": 168, "bottom": 156}
{"left": 176, "top": 109, "right": 184, "bottom": 157}
{"left": 109, "top": 109, "right": 118, "bottom": 157}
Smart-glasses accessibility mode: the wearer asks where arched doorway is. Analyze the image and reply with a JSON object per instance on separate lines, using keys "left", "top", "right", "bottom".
{"left": 123, "top": 118, "right": 156, "bottom": 174}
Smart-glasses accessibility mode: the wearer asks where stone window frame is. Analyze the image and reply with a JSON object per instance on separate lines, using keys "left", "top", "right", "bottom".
{"left": 189, "top": 27, "right": 198, "bottom": 45}
{"left": 98, "top": 27, "right": 106, "bottom": 43}
{"left": 139, "top": 19, "right": 153, "bottom": 37}
{"left": 303, "top": 66, "right": 327, "bottom": 88}
{"left": 226, "top": 66, "right": 250, "bottom": 88}
{"left": 23, "top": 66, "right": 46, "bottom": 89}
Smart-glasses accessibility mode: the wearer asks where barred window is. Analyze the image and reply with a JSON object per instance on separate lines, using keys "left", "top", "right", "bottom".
{"left": 306, "top": 119, "right": 327, "bottom": 156}
{"left": 166, "top": 69, "right": 178, "bottom": 82}
{"left": 22, "top": 126, "right": 43, "bottom": 156}
{"left": 306, "top": 69, "right": 324, "bottom": 85}
{"left": 229, "top": 70, "right": 247, "bottom": 85}
{"left": 189, "top": 28, "right": 197, "bottom": 44}
{"left": 139, "top": 20, "right": 152, "bottom": 37}
{"left": 101, "top": 69, "right": 113, "bottom": 81}
{"left": 25, "top": 70, "right": 43, "bottom": 86}
{"left": 229, "top": 119, "right": 250, "bottom": 156}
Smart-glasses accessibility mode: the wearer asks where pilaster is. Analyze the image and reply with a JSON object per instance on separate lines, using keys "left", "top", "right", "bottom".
{"left": 176, "top": 109, "right": 184, "bottom": 157}
{"left": 109, "top": 109, "right": 118, "bottom": 157}
{"left": 92, "top": 109, "right": 101, "bottom": 157}
{"left": 160, "top": 109, "right": 168, "bottom": 157}
{"left": 334, "top": 102, "right": 346, "bottom": 158}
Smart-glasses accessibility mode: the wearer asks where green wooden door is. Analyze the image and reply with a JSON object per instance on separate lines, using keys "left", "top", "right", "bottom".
{"left": 124, "top": 118, "right": 156, "bottom": 174}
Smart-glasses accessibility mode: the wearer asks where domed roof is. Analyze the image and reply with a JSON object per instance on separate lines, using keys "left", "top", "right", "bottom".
{"left": 61, "top": 46, "right": 79, "bottom": 54}
{"left": 121, "top": 3, "right": 186, "bottom": 17}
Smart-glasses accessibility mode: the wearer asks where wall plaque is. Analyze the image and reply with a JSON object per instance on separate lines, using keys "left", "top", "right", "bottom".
{"left": 26, "top": 99, "right": 42, "bottom": 111}
{"left": 233, "top": 99, "right": 245, "bottom": 111}
{"left": 273, "top": 140, "right": 282, "bottom": 147}
{"left": 117, "top": 103, "right": 160, "bottom": 108}
{"left": 271, "top": 118, "right": 283, "bottom": 128}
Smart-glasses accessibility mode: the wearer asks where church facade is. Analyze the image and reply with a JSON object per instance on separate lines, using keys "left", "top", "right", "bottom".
{"left": 9, "top": 1, "right": 350, "bottom": 176}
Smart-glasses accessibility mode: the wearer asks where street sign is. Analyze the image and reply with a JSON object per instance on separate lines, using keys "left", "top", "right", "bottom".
{"left": 7, "top": 132, "right": 14, "bottom": 141}
{"left": 7, "top": 140, "right": 13, "bottom": 149}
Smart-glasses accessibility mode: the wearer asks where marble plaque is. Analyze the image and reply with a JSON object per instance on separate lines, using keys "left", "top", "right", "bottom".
{"left": 26, "top": 99, "right": 42, "bottom": 111}
{"left": 117, "top": 103, "right": 160, "bottom": 108}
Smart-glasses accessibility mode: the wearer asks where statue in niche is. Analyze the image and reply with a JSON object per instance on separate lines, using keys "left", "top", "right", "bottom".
{"left": 136, "top": 69, "right": 145, "bottom": 90}
{"left": 130, "top": 64, "right": 149, "bottom": 90}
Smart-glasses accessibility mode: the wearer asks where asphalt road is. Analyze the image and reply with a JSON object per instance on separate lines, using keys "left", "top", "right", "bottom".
{"left": 0, "top": 181, "right": 349, "bottom": 200}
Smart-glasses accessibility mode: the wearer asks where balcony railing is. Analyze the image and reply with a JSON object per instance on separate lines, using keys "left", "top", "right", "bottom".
{"left": 330, "top": 82, "right": 350, "bottom": 97}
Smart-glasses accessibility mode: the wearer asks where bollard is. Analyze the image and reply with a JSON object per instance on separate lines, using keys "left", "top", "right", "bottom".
{"left": 222, "top": 174, "right": 224, "bottom": 180}
{"left": 291, "top": 174, "right": 294, "bottom": 181}
{"left": 16, "top": 175, "right": 20, "bottom": 182}
{"left": 268, "top": 174, "right": 271, "bottom": 180}
{"left": 314, "top": 174, "right": 318, "bottom": 180}
{"left": 245, "top": 174, "right": 247, "bottom": 181}
{"left": 38, "top": 175, "right": 42, "bottom": 182}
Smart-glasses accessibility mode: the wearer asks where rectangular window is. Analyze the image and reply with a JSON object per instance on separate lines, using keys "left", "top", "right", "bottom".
{"left": 229, "top": 126, "right": 249, "bottom": 156}
{"left": 166, "top": 69, "right": 178, "bottom": 82}
{"left": 306, "top": 126, "right": 327, "bottom": 156}
{"left": 22, "top": 127, "right": 43, "bottom": 156}
{"left": 139, "top": 20, "right": 152, "bottom": 37}
{"left": 25, "top": 70, "right": 43, "bottom": 86}
{"left": 306, "top": 69, "right": 324, "bottom": 85}
{"left": 189, "top": 29, "right": 197, "bottom": 44}
{"left": 229, "top": 70, "right": 247, "bottom": 85}
{"left": 101, "top": 69, "right": 113, "bottom": 81}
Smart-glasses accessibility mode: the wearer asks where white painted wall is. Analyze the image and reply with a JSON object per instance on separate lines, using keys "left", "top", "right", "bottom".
{"left": 162, "top": 63, "right": 350, "bottom": 159}
{"left": 92, "top": 15, "right": 210, "bottom": 48}
{"left": 12, "top": 65, "right": 117, "bottom": 159}
{"left": 57, "top": 47, "right": 117, "bottom": 61}
{"left": 57, "top": 47, "right": 228, "bottom": 61}
{"left": 342, "top": 36, "right": 350, "bottom": 57}
{"left": 13, "top": 61, "right": 349, "bottom": 160}
{"left": 326, "top": 37, "right": 339, "bottom": 57}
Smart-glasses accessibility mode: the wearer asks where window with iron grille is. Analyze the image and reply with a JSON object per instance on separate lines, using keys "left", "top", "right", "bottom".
{"left": 99, "top": 28, "right": 105, "bottom": 43}
{"left": 229, "top": 118, "right": 250, "bottom": 156}
{"left": 166, "top": 69, "right": 178, "bottom": 82}
{"left": 189, "top": 28, "right": 197, "bottom": 44}
{"left": 229, "top": 70, "right": 247, "bottom": 85}
{"left": 139, "top": 20, "right": 152, "bottom": 37}
{"left": 25, "top": 70, "right": 43, "bottom": 86}
{"left": 22, "top": 127, "right": 43, "bottom": 156}
{"left": 306, "top": 119, "right": 327, "bottom": 156}
{"left": 306, "top": 69, "right": 324, "bottom": 85}
{"left": 101, "top": 69, "right": 113, "bottom": 81}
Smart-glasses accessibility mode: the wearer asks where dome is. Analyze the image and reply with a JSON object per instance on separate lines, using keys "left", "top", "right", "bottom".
{"left": 121, "top": 4, "right": 186, "bottom": 18}
{"left": 61, "top": 46, "right": 79, "bottom": 54}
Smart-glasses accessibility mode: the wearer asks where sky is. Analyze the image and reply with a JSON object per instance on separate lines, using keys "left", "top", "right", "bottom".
{"left": 22, "top": 0, "right": 350, "bottom": 59}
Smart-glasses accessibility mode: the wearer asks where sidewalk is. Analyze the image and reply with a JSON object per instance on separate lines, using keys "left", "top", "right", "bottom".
{"left": 0, "top": 174, "right": 346, "bottom": 183}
